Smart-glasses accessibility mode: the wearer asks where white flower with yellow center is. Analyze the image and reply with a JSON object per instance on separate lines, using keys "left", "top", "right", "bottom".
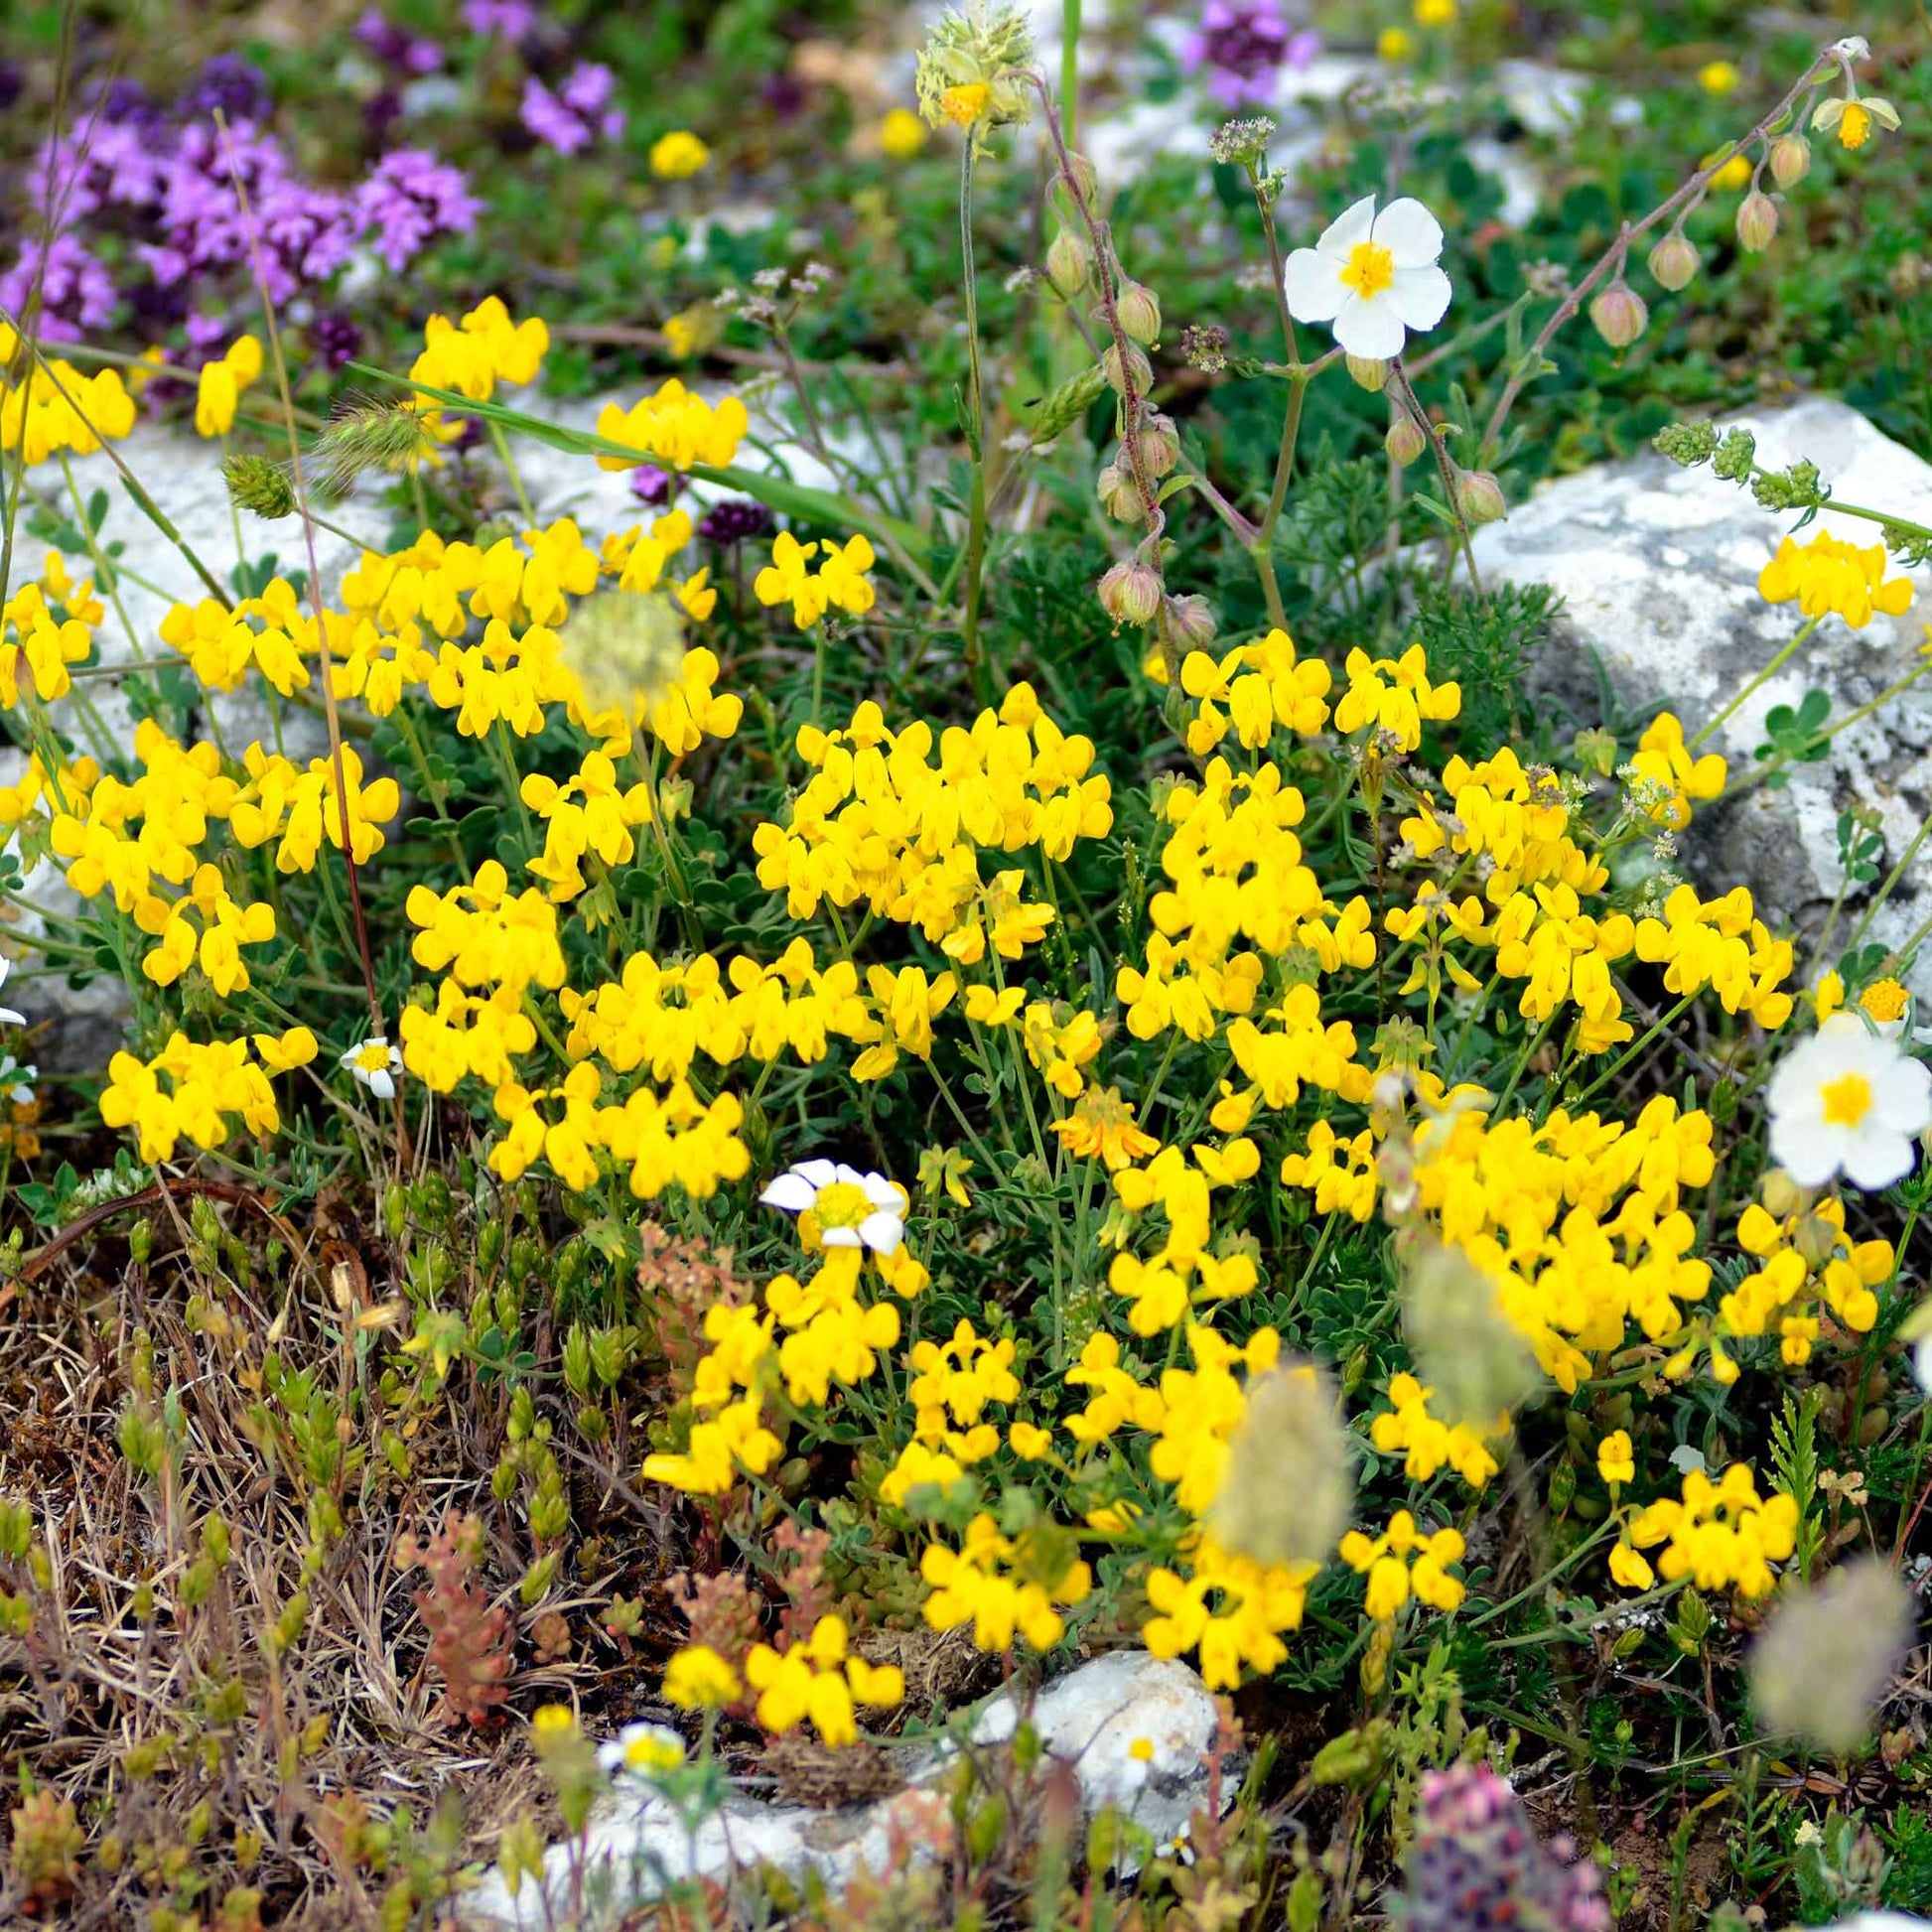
{"left": 1766, "top": 1013, "right": 1932, "bottom": 1190}
{"left": 0, "top": 958, "right": 26, "bottom": 1030}
{"left": 342, "top": 1035, "right": 403, "bottom": 1101}
{"left": 597, "top": 1721, "right": 685, "bottom": 1780}
{"left": 1283, "top": 194, "right": 1452, "bottom": 360}
{"left": 759, "top": 1160, "right": 907, "bottom": 1253}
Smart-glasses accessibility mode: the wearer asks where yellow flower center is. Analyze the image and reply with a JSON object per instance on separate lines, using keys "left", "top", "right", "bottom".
{"left": 353, "top": 1044, "right": 390, "bottom": 1073}
{"left": 811, "top": 1179, "right": 872, "bottom": 1228}
{"left": 1821, "top": 1071, "right": 1873, "bottom": 1127}
{"left": 1839, "top": 100, "right": 1871, "bottom": 149}
{"left": 1340, "top": 240, "right": 1397, "bottom": 299}
{"left": 941, "top": 82, "right": 991, "bottom": 126}
{"left": 1860, "top": 977, "right": 1909, "bottom": 1022}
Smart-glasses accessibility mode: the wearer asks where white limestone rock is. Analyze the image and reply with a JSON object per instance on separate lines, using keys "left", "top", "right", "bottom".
{"left": 461, "top": 1650, "right": 1228, "bottom": 1930}
{"left": 1470, "top": 395, "right": 1932, "bottom": 999}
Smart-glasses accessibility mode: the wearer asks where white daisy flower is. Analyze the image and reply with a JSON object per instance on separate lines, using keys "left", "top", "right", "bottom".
{"left": 0, "top": 1053, "right": 36, "bottom": 1105}
{"left": 0, "top": 958, "right": 26, "bottom": 1030}
{"left": 1283, "top": 194, "right": 1452, "bottom": 360}
{"left": 1766, "top": 1013, "right": 1932, "bottom": 1191}
{"left": 342, "top": 1036, "right": 403, "bottom": 1101}
{"left": 597, "top": 1721, "right": 685, "bottom": 1780}
{"left": 759, "top": 1159, "right": 907, "bottom": 1253}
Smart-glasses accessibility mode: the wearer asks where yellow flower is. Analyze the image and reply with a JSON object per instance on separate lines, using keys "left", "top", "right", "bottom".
{"left": 1698, "top": 61, "right": 1740, "bottom": 97}
{"left": 1812, "top": 93, "right": 1900, "bottom": 151}
{"left": 1709, "top": 152, "right": 1751, "bottom": 192}
{"left": 1378, "top": 27, "right": 1414, "bottom": 61}
{"left": 1414, "top": 0, "right": 1455, "bottom": 25}
{"left": 194, "top": 336, "right": 264, "bottom": 439}
{"left": 1596, "top": 1430, "right": 1635, "bottom": 1488}
{"left": 1758, "top": 529, "right": 1914, "bottom": 628}
{"left": 939, "top": 82, "right": 991, "bottom": 126}
{"left": 880, "top": 108, "right": 927, "bottom": 159}
{"left": 662, "top": 1644, "right": 743, "bottom": 1711}
{"left": 650, "top": 130, "right": 711, "bottom": 180}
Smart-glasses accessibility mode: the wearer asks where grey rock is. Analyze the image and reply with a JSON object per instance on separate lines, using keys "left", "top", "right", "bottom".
{"left": 1471, "top": 395, "right": 1932, "bottom": 999}
{"left": 461, "top": 1650, "right": 1229, "bottom": 1930}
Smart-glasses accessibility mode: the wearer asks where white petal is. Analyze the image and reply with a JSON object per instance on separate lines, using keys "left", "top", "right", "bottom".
{"left": 831, "top": 1163, "right": 868, "bottom": 1187}
{"left": 0, "top": 1006, "right": 24, "bottom": 1029}
{"left": 1917, "top": 1332, "right": 1932, "bottom": 1393}
{"left": 857, "top": 1211, "right": 904, "bottom": 1254}
{"left": 1283, "top": 248, "right": 1344, "bottom": 323}
{"left": 796, "top": 1158, "right": 838, "bottom": 1187}
{"left": 1875, "top": 1058, "right": 1932, "bottom": 1132}
{"left": 760, "top": 1172, "right": 819, "bottom": 1211}
{"left": 369, "top": 1070, "right": 395, "bottom": 1101}
{"left": 818, "top": 1225, "right": 863, "bottom": 1247}
{"left": 1314, "top": 193, "right": 1378, "bottom": 258}
{"left": 1767, "top": 1118, "right": 1840, "bottom": 1187}
{"left": 1385, "top": 264, "right": 1451, "bottom": 333}
{"left": 1842, "top": 1128, "right": 1912, "bottom": 1192}
{"left": 1371, "top": 197, "right": 1445, "bottom": 266}
{"left": 1332, "top": 291, "right": 1406, "bottom": 360}
{"left": 859, "top": 1172, "right": 903, "bottom": 1209}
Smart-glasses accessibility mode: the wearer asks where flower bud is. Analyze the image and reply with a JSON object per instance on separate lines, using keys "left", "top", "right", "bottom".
{"left": 1097, "top": 558, "right": 1162, "bottom": 626}
{"left": 1451, "top": 468, "right": 1507, "bottom": 526}
{"left": 1588, "top": 278, "right": 1649, "bottom": 348}
{"left": 1769, "top": 133, "right": 1811, "bottom": 189}
{"left": 1138, "top": 413, "right": 1179, "bottom": 477}
{"left": 1166, "top": 593, "right": 1217, "bottom": 649}
{"left": 1646, "top": 230, "right": 1700, "bottom": 292}
{"left": 1044, "top": 226, "right": 1092, "bottom": 298}
{"left": 1101, "top": 340, "right": 1153, "bottom": 397}
{"left": 1736, "top": 190, "right": 1779, "bottom": 252}
{"left": 1095, "top": 461, "right": 1144, "bottom": 522}
{"left": 1759, "top": 1168, "right": 1805, "bottom": 1217}
{"left": 1345, "top": 353, "right": 1390, "bottom": 393}
{"left": 1115, "top": 279, "right": 1163, "bottom": 346}
{"left": 1385, "top": 410, "right": 1428, "bottom": 467}
{"left": 1056, "top": 151, "right": 1098, "bottom": 205}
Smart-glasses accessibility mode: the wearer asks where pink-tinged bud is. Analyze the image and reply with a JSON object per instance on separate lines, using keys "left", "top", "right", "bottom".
{"left": 1097, "top": 558, "right": 1163, "bottom": 625}
{"left": 1045, "top": 227, "right": 1093, "bottom": 298}
{"left": 1167, "top": 594, "right": 1217, "bottom": 648}
{"left": 1736, "top": 190, "right": 1779, "bottom": 252}
{"left": 1452, "top": 468, "right": 1507, "bottom": 526}
{"left": 1096, "top": 461, "right": 1144, "bottom": 522}
{"left": 1647, "top": 230, "right": 1700, "bottom": 292}
{"left": 1345, "top": 353, "right": 1390, "bottom": 393}
{"left": 1770, "top": 133, "right": 1811, "bottom": 189}
{"left": 1138, "top": 413, "right": 1179, "bottom": 477}
{"left": 1116, "top": 279, "right": 1163, "bottom": 346}
{"left": 1101, "top": 341, "right": 1153, "bottom": 397}
{"left": 1588, "top": 278, "right": 1649, "bottom": 348}
{"left": 1385, "top": 411, "right": 1428, "bottom": 467}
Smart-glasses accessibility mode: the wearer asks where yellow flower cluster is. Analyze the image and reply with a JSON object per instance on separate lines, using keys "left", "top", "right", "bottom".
{"left": 744, "top": 1615, "right": 904, "bottom": 1746}
{"left": 1143, "top": 1536, "right": 1313, "bottom": 1690}
{"left": 194, "top": 335, "right": 263, "bottom": 439}
{"left": 1157, "top": 625, "right": 1333, "bottom": 758}
{"left": 410, "top": 296, "right": 549, "bottom": 402}
{"left": 100, "top": 1027, "right": 317, "bottom": 1163}
{"left": 1758, "top": 529, "right": 1915, "bottom": 628}
{"left": 1724, "top": 1194, "right": 1892, "bottom": 1365}
{"left": 1333, "top": 643, "right": 1460, "bottom": 752}
{"left": 1370, "top": 1372, "right": 1503, "bottom": 1488}
{"left": 752, "top": 684, "right": 1112, "bottom": 949}
{"left": 0, "top": 329, "right": 137, "bottom": 466}
{"left": 1338, "top": 1512, "right": 1467, "bottom": 1619}
{"left": 920, "top": 1513, "right": 1092, "bottom": 1652}
{"left": 595, "top": 378, "right": 749, "bottom": 473}
{"left": 1609, "top": 1463, "right": 1798, "bottom": 1596}
{"left": 754, "top": 532, "right": 878, "bottom": 627}
{"left": 2, "top": 553, "right": 100, "bottom": 707}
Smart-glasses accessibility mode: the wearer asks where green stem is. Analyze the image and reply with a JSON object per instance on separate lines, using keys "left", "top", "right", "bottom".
{"left": 958, "top": 140, "right": 989, "bottom": 685}
{"left": 1688, "top": 614, "right": 1820, "bottom": 752}
{"left": 1060, "top": 0, "right": 1081, "bottom": 150}
{"left": 487, "top": 418, "right": 535, "bottom": 525}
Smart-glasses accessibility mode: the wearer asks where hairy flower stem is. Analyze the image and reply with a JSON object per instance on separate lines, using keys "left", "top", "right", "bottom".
{"left": 1391, "top": 357, "right": 1482, "bottom": 593}
{"left": 1027, "top": 74, "right": 1176, "bottom": 685}
{"left": 1480, "top": 45, "right": 1838, "bottom": 462}
{"left": 958, "top": 139, "right": 992, "bottom": 690}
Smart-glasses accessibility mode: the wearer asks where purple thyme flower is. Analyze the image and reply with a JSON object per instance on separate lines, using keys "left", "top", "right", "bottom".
{"left": 699, "top": 497, "right": 775, "bottom": 545}
{"left": 307, "top": 309, "right": 364, "bottom": 371}
{"left": 1180, "top": 0, "right": 1317, "bottom": 109}
{"left": 350, "top": 149, "right": 480, "bottom": 272}
{"left": 630, "top": 465, "right": 675, "bottom": 507}
{"left": 354, "top": 10, "right": 443, "bottom": 73}
{"left": 520, "top": 65, "right": 623, "bottom": 155}
{"left": 182, "top": 55, "right": 273, "bottom": 127}
{"left": 28, "top": 118, "right": 166, "bottom": 230}
{"left": 0, "top": 234, "right": 117, "bottom": 340}
{"left": 463, "top": 0, "right": 535, "bottom": 37}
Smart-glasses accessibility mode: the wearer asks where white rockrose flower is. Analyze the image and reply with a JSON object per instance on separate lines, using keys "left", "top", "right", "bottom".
{"left": 1766, "top": 1012, "right": 1932, "bottom": 1190}
{"left": 1283, "top": 194, "right": 1452, "bottom": 360}
{"left": 759, "top": 1160, "right": 907, "bottom": 1253}
{"left": 342, "top": 1036, "right": 403, "bottom": 1101}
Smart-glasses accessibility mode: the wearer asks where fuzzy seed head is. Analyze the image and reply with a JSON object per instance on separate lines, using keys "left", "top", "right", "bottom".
{"left": 1751, "top": 1558, "right": 1913, "bottom": 1754}
{"left": 1206, "top": 1359, "right": 1353, "bottom": 1569}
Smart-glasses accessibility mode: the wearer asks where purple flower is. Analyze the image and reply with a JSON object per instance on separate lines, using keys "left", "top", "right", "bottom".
{"left": 29, "top": 119, "right": 165, "bottom": 230}
{"left": 307, "top": 310, "right": 364, "bottom": 371}
{"left": 1180, "top": 0, "right": 1317, "bottom": 109}
{"left": 463, "top": 0, "right": 535, "bottom": 37}
{"left": 0, "top": 234, "right": 117, "bottom": 341}
{"left": 354, "top": 10, "right": 444, "bottom": 74}
{"left": 629, "top": 465, "right": 675, "bottom": 507}
{"left": 520, "top": 65, "right": 623, "bottom": 155}
{"left": 0, "top": 62, "right": 21, "bottom": 114}
{"left": 350, "top": 149, "right": 480, "bottom": 272}
{"left": 182, "top": 55, "right": 273, "bottom": 128}
{"left": 699, "top": 497, "right": 775, "bottom": 545}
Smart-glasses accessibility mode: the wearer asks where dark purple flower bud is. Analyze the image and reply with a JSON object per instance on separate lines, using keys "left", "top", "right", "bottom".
{"left": 308, "top": 310, "right": 364, "bottom": 372}
{"left": 699, "top": 497, "right": 775, "bottom": 544}
{"left": 184, "top": 55, "right": 273, "bottom": 128}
